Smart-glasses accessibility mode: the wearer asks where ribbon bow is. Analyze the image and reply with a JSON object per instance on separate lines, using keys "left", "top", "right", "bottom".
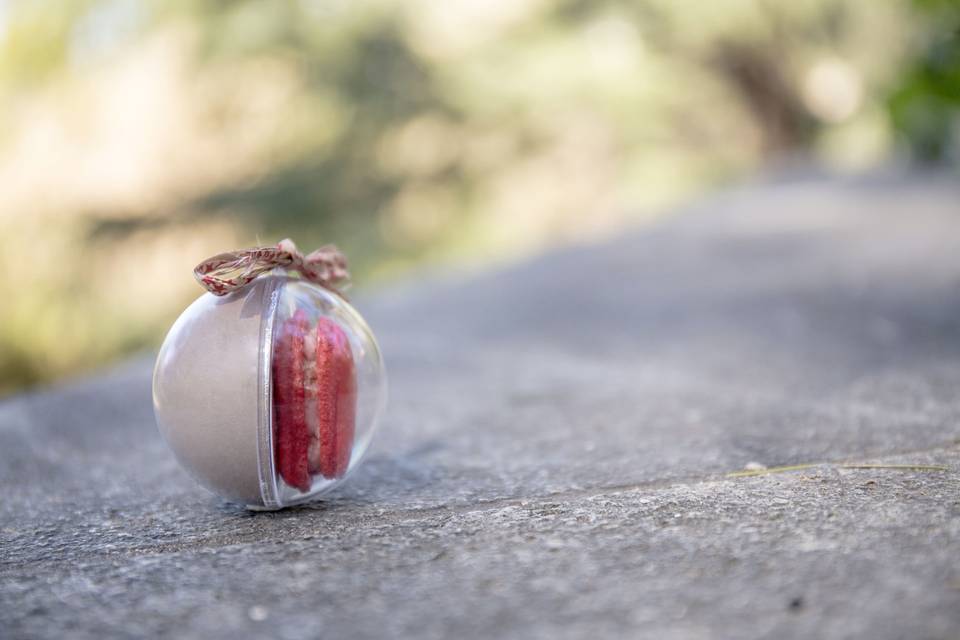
{"left": 194, "top": 239, "right": 350, "bottom": 297}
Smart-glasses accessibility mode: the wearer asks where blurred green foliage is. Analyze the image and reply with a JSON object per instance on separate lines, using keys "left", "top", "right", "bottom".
{"left": 888, "top": 0, "right": 960, "bottom": 162}
{"left": 0, "top": 0, "right": 954, "bottom": 395}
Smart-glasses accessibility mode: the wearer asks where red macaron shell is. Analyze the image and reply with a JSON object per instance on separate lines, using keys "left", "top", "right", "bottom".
{"left": 314, "top": 317, "right": 357, "bottom": 479}
{"left": 272, "top": 309, "right": 312, "bottom": 492}
{"left": 333, "top": 342, "right": 356, "bottom": 477}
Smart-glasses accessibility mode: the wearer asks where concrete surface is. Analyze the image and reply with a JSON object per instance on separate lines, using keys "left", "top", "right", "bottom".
{"left": 2, "top": 172, "right": 959, "bottom": 639}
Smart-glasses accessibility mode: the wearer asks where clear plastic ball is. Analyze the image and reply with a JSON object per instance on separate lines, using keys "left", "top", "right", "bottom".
{"left": 153, "top": 275, "right": 386, "bottom": 509}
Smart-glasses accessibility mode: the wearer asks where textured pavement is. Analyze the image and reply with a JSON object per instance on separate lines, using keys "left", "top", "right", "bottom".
{"left": 2, "top": 172, "right": 959, "bottom": 639}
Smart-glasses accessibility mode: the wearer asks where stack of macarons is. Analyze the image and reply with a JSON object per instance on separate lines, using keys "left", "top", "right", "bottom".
{"left": 272, "top": 309, "right": 356, "bottom": 492}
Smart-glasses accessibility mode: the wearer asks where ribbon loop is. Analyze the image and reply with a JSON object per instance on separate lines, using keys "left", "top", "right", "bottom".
{"left": 194, "top": 239, "right": 350, "bottom": 297}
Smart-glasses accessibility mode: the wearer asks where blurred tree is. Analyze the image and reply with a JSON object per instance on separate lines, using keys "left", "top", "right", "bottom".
{"left": 0, "top": 0, "right": 934, "bottom": 394}
{"left": 887, "top": 0, "right": 960, "bottom": 163}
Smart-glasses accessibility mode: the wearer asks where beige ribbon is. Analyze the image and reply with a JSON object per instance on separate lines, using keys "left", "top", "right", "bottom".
{"left": 194, "top": 239, "right": 349, "bottom": 297}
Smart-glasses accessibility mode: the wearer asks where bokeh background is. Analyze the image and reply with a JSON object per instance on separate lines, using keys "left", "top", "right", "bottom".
{"left": 1, "top": 0, "right": 958, "bottom": 396}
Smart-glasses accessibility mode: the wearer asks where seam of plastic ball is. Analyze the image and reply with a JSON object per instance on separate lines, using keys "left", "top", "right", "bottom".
{"left": 254, "top": 276, "right": 284, "bottom": 510}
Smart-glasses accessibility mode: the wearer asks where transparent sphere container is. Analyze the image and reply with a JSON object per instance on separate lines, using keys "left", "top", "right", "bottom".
{"left": 153, "top": 275, "right": 386, "bottom": 509}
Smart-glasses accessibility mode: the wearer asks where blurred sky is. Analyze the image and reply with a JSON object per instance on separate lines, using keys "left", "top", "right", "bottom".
{"left": 0, "top": 0, "right": 957, "bottom": 394}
